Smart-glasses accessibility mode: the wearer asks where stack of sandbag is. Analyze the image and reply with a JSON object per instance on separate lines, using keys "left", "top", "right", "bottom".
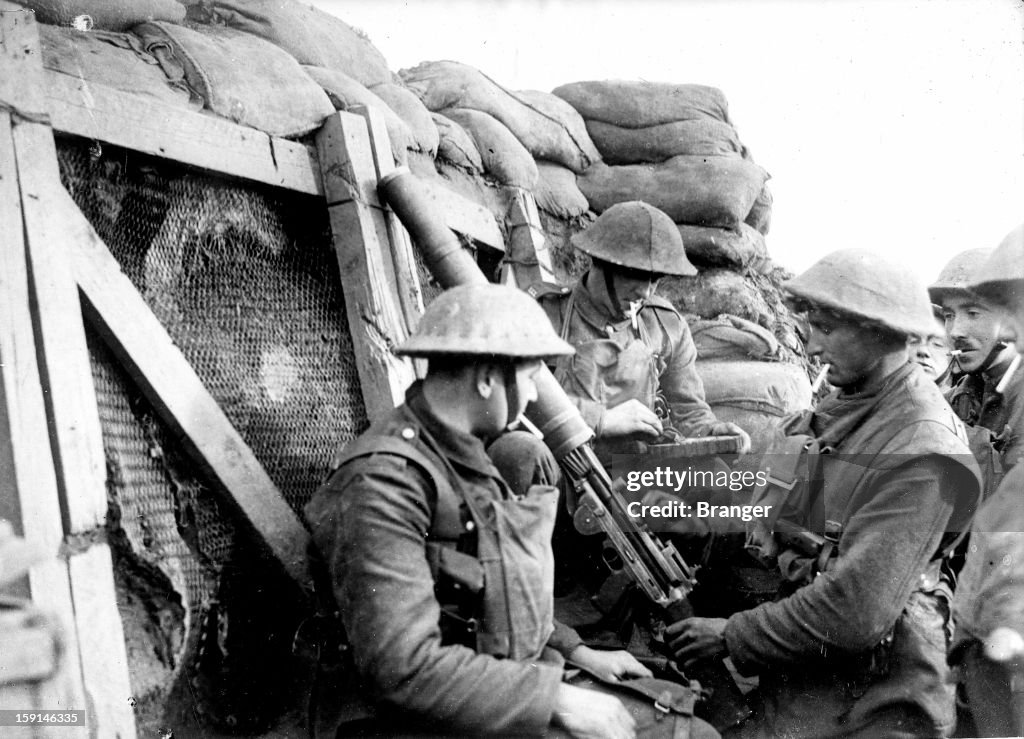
{"left": 13, "top": 0, "right": 186, "bottom": 30}
{"left": 398, "top": 61, "right": 600, "bottom": 215}
{"left": 554, "top": 80, "right": 772, "bottom": 273}
{"left": 184, "top": 0, "right": 439, "bottom": 154}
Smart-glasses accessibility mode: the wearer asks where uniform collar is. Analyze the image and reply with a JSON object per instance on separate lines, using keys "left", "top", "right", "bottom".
{"left": 405, "top": 381, "right": 502, "bottom": 478}
{"left": 573, "top": 272, "right": 633, "bottom": 332}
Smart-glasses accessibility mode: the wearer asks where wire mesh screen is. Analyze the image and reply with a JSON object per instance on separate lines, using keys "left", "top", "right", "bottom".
{"left": 57, "top": 138, "right": 368, "bottom": 732}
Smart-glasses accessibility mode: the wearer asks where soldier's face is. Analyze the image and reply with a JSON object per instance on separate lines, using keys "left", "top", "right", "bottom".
{"left": 940, "top": 294, "right": 1006, "bottom": 373}
{"left": 907, "top": 332, "right": 951, "bottom": 379}
{"left": 805, "top": 310, "right": 886, "bottom": 389}
{"left": 610, "top": 269, "right": 662, "bottom": 315}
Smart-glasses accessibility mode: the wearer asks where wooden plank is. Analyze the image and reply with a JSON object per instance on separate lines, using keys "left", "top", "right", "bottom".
{"left": 67, "top": 545, "right": 134, "bottom": 736}
{"left": 43, "top": 70, "right": 323, "bottom": 197}
{"left": 352, "top": 105, "right": 425, "bottom": 335}
{"left": 316, "top": 112, "right": 414, "bottom": 419}
{"left": 502, "top": 188, "right": 557, "bottom": 288}
{"left": 59, "top": 186, "right": 314, "bottom": 595}
{"left": 0, "top": 109, "right": 87, "bottom": 715}
{"left": 1, "top": 7, "right": 126, "bottom": 734}
{"left": 13, "top": 84, "right": 106, "bottom": 535}
{"left": 420, "top": 178, "right": 505, "bottom": 253}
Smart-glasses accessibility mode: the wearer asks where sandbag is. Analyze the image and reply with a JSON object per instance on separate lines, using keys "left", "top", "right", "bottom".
{"left": 698, "top": 360, "right": 811, "bottom": 417}
{"left": 303, "top": 66, "right": 414, "bottom": 160}
{"left": 677, "top": 223, "right": 769, "bottom": 272}
{"left": 586, "top": 118, "right": 742, "bottom": 164}
{"left": 578, "top": 156, "right": 769, "bottom": 229}
{"left": 431, "top": 113, "right": 484, "bottom": 173}
{"left": 659, "top": 269, "right": 774, "bottom": 327}
{"left": 369, "top": 83, "right": 439, "bottom": 156}
{"left": 534, "top": 161, "right": 589, "bottom": 219}
{"left": 40, "top": 25, "right": 196, "bottom": 109}
{"left": 136, "top": 22, "right": 333, "bottom": 138}
{"left": 745, "top": 183, "right": 773, "bottom": 235}
{"left": 690, "top": 314, "right": 780, "bottom": 361}
{"left": 399, "top": 61, "right": 598, "bottom": 173}
{"left": 514, "top": 89, "right": 601, "bottom": 168}
{"left": 185, "top": 0, "right": 390, "bottom": 87}
{"left": 15, "top": 0, "right": 184, "bottom": 31}
{"left": 441, "top": 108, "right": 538, "bottom": 189}
{"left": 552, "top": 80, "right": 729, "bottom": 128}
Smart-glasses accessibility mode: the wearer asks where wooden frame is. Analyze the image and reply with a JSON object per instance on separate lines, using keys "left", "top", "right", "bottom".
{"left": 44, "top": 70, "right": 505, "bottom": 252}
{"left": 1, "top": 5, "right": 515, "bottom": 736}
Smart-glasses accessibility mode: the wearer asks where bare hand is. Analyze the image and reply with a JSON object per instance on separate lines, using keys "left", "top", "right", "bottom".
{"left": 708, "top": 422, "right": 752, "bottom": 455}
{"left": 553, "top": 683, "right": 636, "bottom": 739}
{"left": 666, "top": 617, "right": 728, "bottom": 669}
{"left": 569, "top": 645, "right": 654, "bottom": 682}
{"left": 601, "top": 399, "right": 663, "bottom": 439}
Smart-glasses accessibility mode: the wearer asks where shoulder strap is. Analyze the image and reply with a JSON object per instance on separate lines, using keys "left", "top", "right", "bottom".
{"left": 332, "top": 435, "right": 463, "bottom": 541}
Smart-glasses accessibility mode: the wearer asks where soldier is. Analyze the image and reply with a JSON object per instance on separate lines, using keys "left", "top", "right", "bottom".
{"left": 907, "top": 310, "right": 953, "bottom": 389}
{"left": 533, "top": 201, "right": 751, "bottom": 462}
{"left": 667, "top": 250, "right": 981, "bottom": 737}
{"left": 929, "top": 248, "right": 1023, "bottom": 471}
{"left": 304, "top": 283, "right": 655, "bottom": 738}
{"left": 950, "top": 222, "right": 1024, "bottom": 738}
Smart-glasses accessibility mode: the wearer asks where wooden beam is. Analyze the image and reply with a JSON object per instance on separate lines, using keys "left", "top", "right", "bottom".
{"left": 42, "top": 69, "right": 504, "bottom": 252}
{"left": 316, "top": 112, "right": 414, "bottom": 419}
{"left": 13, "top": 75, "right": 106, "bottom": 537}
{"left": 0, "top": 94, "right": 87, "bottom": 725}
{"left": 60, "top": 185, "right": 314, "bottom": 595}
{"left": 352, "top": 105, "right": 425, "bottom": 335}
{"left": 502, "top": 188, "right": 557, "bottom": 288}
{"left": 421, "top": 178, "right": 505, "bottom": 253}
{"left": 1, "top": 5, "right": 128, "bottom": 733}
{"left": 44, "top": 70, "right": 324, "bottom": 197}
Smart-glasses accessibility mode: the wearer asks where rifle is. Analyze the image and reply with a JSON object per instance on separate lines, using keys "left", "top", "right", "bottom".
{"left": 379, "top": 168, "right": 751, "bottom": 730}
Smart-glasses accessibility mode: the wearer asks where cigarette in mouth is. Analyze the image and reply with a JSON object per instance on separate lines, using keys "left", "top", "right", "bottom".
{"left": 996, "top": 352, "right": 1020, "bottom": 395}
{"left": 811, "top": 364, "right": 831, "bottom": 393}
{"left": 949, "top": 349, "right": 964, "bottom": 357}
{"left": 517, "top": 414, "right": 545, "bottom": 440}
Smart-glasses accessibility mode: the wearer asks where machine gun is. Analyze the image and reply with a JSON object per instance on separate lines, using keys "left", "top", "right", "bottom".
{"left": 379, "top": 168, "right": 751, "bottom": 731}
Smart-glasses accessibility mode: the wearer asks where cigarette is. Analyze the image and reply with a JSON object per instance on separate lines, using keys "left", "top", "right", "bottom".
{"left": 517, "top": 414, "right": 545, "bottom": 440}
{"left": 996, "top": 351, "right": 1020, "bottom": 395}
{"left": 949, "top": 349, "right": 964, "bottom": 357}
{"left": 811, "top": 364, "right": 831, "bottom": 393}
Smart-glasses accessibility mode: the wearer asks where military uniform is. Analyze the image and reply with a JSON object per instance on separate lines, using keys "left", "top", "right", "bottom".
{"left": 537, "top": 279, "right": 719, "bottom": 457}
{"left": 305, "top": 382, "right": 582, "bottom": 735}
{"left": 949, "top": 223, "right": 1024, "bottom": 737}
{"left": 726, "top": 363, "right": 980, "bottom": 737}
{"left": 946, "top": 354, "right": 1023, "bottom": 471}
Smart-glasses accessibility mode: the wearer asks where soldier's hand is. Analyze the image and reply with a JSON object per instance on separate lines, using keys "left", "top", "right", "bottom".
{"left": 666, "top": 617, "right": 728, "bottom": 669}
{"left": 568, "top": 645, "right": 654, "bottom": 682}
{"left": 553, "top": 683, "right": 636, "bottom": 739}
{"left": 601, "top": 399, "right": 663, "bottom": 439}
{"left": 708, "top": 422, "right": 752, "bottom": 455}
{"left": 984, "top": 627, "right": 1024, "bottom": 663}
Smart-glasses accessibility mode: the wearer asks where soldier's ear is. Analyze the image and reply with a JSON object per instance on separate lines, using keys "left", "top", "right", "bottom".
{"left": 473, "top": 364, "right": 498, "bottom": 399}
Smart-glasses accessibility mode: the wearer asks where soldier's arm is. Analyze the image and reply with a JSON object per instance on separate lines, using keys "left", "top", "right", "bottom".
{"left": 305, "top": 456, "right": 564, "bottom": 735}
{"left": 722, "top": 457, "right": 956, "bottom": 673}
{"left": 654, "top": 306, "right": 720, "bottom": 436}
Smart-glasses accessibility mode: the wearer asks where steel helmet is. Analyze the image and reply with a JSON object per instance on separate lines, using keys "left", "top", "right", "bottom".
{"left": 969, "top": 223, "right": 1024, "bottom": 308}
{"left": 784, "top": 249, "right": 936, "bottom": 338}
{"left": 394, "top": 283, "right": 575, "bottom": 359}
{"left": 572, "top": 201, "right": 697, "bottom": 276}
{"left": 927, "top": 248, "right": 993, "bottom": 305}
